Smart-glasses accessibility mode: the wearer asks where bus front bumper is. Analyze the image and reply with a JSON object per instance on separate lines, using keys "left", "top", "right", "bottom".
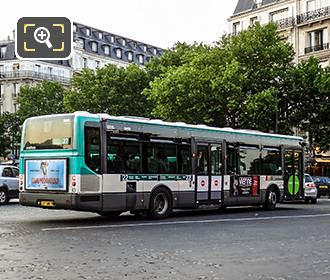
{"left": 19, "top": 192, "right": 101, "bottom": 212}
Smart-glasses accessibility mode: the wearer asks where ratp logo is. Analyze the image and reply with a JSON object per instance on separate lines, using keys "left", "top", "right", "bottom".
{"left": 16, "top": 17, "right": 72, "bottom": 60}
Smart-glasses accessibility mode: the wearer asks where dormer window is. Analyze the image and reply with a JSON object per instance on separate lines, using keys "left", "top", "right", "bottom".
{"left": 153, "top": 48, "right": 157, "bottom": 55}
{"left": 110, "top": 36, "right": 115, "bottom": 43}
{"left": 73, "top": 24, "right": 77, "bottom": 32}
{"left": 143, "top": 45, "right": 147, "bottom": 52}
{"left": 85, "top": 28, "right": 91, "bottom": 36}
{"left": 116, "top": 49, "right": 122, "bottom": 59}
{"left": 98, "top": 32, "right": 103, "bottom": 40}
{"left": 91, "top": 41, "right": 98, "bottom": 52}
{"left": 255, "top": 0, "right": 262, "bottom": 8}
{"left": 122, "top": 39, "right": 126, "bottom": 46}
{"left": 104, "top": 45, "right": 110, "bottom": 55}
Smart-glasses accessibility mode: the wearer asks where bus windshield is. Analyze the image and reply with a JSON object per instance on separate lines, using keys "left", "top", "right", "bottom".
{"left": 24, "top": 115, "right": 74, "bottom": 150}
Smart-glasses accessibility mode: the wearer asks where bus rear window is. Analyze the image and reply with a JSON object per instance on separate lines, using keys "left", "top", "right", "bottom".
{"left": 24, "top": 116, "right": 74, "bottom": 150}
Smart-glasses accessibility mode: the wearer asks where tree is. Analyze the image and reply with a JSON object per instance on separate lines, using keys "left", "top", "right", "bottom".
{"left": 284, "top": 57, "right": 330, "bottom": 153}
{"left": 17, "top": 80, "right": 65, "bottom": 120}
{"left": 145, "top": 23, "right": 295, "bottom": 130}
{"left": 64, "top": 63, "right": 151, "bottom": 117}
{"left": 0, "top": 112, "right": 21, "bottom": 158}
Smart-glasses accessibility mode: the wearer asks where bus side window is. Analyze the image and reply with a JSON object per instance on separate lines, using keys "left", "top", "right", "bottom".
{"left": 84, "top": 127, "right": 101, "bottom": 174}
{"left": 226, "top": 145, "right": 237, "bottom": 175}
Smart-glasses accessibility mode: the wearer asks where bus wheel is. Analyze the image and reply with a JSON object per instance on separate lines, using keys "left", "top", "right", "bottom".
{"left": 149, "top": 187, "right": 172, "bottom": 219}
{"left": 264, "top": 188, "right": 277, "bottom": 211}
{"left": 0, "top": 188, "right": 9, "bottom": 205}
{"left": 97, "top": 211, "right": 122, "bottom": 218}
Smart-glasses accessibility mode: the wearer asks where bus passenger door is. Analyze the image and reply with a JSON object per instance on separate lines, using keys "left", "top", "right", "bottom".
{"left": 210, "top": 144, "right": 222, "bottom": 201}
{"left": 284, "top": 149, "right": 304, "bottom": 201}
{"left": 195, "top": 144, "right": 209, "bottom": 202}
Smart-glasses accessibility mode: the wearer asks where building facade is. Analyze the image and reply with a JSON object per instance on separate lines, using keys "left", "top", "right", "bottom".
{"left": 228, "top": 0, "right": 330, "bottom": 67}
{"left": 0, "top": 22, "right": 163, "bottom": 114}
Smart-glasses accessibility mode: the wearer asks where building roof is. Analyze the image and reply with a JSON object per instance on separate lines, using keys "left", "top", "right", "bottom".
{"left": 0, "top": 22, "right": 164, "bottom": 66}
{"left": 233, "top": 0, "right": 278, "bottom": 16}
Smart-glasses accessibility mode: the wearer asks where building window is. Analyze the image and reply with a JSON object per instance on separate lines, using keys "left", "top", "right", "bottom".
{"left": 307, "top": 0, "right": 330, "bottom": 12}
{"left": 306, "top": 29, "right": 328, "bottom": 53}
{"left": 127, "top": 52, "right": 133, "bottom": 62}
{"left": 153, "top": 48, "right": 157, "bottom": 55}
{"left": 255, "top": 0, "right": 262, "bottom": 8}
{"left": 13, "top": 104, "right": 17, "bottom": 113}
{"left": 91, "top": 42, "right": 98, "bottom": 53}
{"left": 143, "top": 46, "right": 147, "bottom": 52}
{"left": 233, "top": 22, "right": 240, "bottom": 35}
{"left": 250, "top": 16, "right": 258, "bottom": 25}
{"left": 73, "top": 24, "right": 77, "bottom": 32}
{"left": 13, "top": 63, "right": 20, "bottom": 70}
{"left": 270, "top": 9, "right": 289, "bottom": 22}
{"left": 98, "top": 32, "right": 103, "bottom": 40}
{"left": 116, "top": 49, "right": 122, "bottom": 59}
{"left": 104, "top": 45, "right": 110, "bottom": 55}
{"left": 85, "top": 28, "right": 90, "bottom": 36}
{"left": 76, "top": 38, "right": 85, "bottom": 49}
{"left": 0, "top": 64, "right": 4, "bottom": 73}
{"left": 34, "top": 64, "right": 41, "bottom": 73}
{"left": 13, "top": 83, "right": 18, "bottom": 97}
{"left": 122, "top": 39, "right": 126, "bottom": 46}
{"left": 83, "top": 57, "right": 88, "bottom": 68}
{"left": 0, "top": 46, "right": 6, "bottom": 59}
{"left": 110, "top": 36, "right": 115, "bottom": 43}
{"left": 138, "top": 54, "right": 144, "bottom": 64}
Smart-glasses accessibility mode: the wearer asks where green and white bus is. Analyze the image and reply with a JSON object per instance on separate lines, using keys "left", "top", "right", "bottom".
{"left": 19, "top": 112, "right": 305, "bottom": 219}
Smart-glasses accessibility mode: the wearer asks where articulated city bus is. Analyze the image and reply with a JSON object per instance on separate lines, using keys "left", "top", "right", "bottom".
{"left": 19, "top": 112, "right": 305, "bottom": 219}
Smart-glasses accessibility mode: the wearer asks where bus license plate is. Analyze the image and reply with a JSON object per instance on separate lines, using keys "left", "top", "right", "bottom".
{"left": 320, "top": 186, "right": 328, "bottom": 189}
{"left": 40, "top": 201, "right": 55, "bottom": 207}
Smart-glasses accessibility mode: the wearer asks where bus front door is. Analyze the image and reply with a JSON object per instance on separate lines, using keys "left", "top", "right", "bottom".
{"left": 284, "top": 149, "right": 304, "bottom": 201}
{"left": 195, "top": 143, "right": 222, "bottom": 204}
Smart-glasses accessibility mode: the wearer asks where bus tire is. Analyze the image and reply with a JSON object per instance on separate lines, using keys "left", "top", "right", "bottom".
{"left": 264, "top": 187, "right": 277, "bottom": 211}
{"left": 149, "top": 187, "right": 172, "bottom": 219}
{"left": 0, "top": 187, "right": 9, "bottom": 205}
{"left": 97, "top": 211, "right": 122, "bottom": 218}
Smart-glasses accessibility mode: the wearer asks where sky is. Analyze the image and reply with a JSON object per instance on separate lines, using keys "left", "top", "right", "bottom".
{"left": 0, "top": 0, "right": 237, "bottom": 49}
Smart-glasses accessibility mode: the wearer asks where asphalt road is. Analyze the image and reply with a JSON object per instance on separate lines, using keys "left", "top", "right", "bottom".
{"left": 1, "top": 200, "right": 330, "bottom": 280}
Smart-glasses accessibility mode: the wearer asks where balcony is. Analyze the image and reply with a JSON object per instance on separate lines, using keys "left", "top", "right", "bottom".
{"left": 0, "top": 71, "right": 70, "bottom": 84}
{"left": 276, "top": 17, "right": 296, "bottom": 30}
{"left": 305, "top": 43, "right": 329, "bottom": 54}
{"left": 297, "top": 6, "right": 330, "bottom": 25}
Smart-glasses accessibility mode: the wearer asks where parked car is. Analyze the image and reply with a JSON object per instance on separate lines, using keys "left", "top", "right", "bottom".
{"left": 312, "top": 176, "right": 330, "bottom": 198}
{"left": 304, "top": 174, "right": 317, "bottom": 204}
{"left": 0, "top": 165, "right": 19, "bottom": 205}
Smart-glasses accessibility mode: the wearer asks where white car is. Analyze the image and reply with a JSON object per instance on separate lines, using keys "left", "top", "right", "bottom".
{"left": 304, "top": 174, "right": 317, "bottom": 204}
{"left": 0, "top": 165, "right": 19, "bottom": 205}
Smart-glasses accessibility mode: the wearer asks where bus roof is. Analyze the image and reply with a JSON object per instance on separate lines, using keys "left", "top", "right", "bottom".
{"left": 77, "top": 112, "right": 303, "bottom": 143}
{"left": 25, "top": 112, "right": 303, "bottom": 144}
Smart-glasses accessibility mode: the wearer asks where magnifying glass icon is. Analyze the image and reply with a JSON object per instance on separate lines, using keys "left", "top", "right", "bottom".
{"left": 34, "top": 27, "right": 53, "bottom": 49}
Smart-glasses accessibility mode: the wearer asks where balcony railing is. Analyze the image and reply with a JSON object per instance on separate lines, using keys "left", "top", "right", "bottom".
{"left": 0, "top": 71, "right": 70, "bottom": 84}
{"left": 297, "top": 6, "right": 330, "bottom": 24}
{"left": 276, "top": 17, "right": 296, "bottom": 30}
{"left": 305, "top": 43, "right": 329, "bottom": 54}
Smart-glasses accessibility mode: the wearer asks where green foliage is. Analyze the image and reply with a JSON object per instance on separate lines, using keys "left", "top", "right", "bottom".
{"left": 0, "top": 112, "right": 20, "bottom": 158}
{"left": 17, "top": 80, "right": 65, "bottom": 120}
{"left": 145, "top": 23, "right": 295, "bottom": 131}
{"left": 64, "top": 63, "right": 151, "bottom": 117}
{"left": 284, "top": 57, "right": 330, "bottom": 152}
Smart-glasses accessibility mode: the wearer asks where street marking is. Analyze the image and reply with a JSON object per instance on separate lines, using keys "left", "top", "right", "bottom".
{"left": 41, "top": 213, "right": 330, "bottom": 232}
